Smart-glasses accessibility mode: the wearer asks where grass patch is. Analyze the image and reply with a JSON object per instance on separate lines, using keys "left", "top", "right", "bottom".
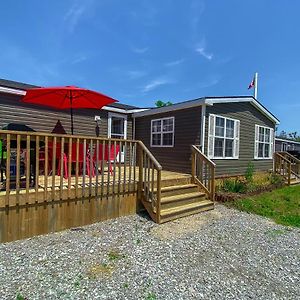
{"left": 16, "top": 294, "right": 26, "bottom": 300}
{"left": 225, "top": 185, "right": 300, "bottom": 227}
{"left": 108, "top": 250, "right": 125, "bottom": 261}
{"left": 145, "top": 292, "right": 157, "bottom": 300}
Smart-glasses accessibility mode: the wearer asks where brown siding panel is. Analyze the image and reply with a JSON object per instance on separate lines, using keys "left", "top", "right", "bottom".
{"left": 204, "top": 102, "right": 276, "bottom": 177}
{"left": 135, "top": 107, "right": 202, "bottom": 173}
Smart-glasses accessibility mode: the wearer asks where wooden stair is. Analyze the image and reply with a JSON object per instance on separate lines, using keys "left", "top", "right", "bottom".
{"left": 142, "top": 180, "right": 214, "bottom": 224}
{"left": 289, "top": 176, "right": 300, "bottom": 185}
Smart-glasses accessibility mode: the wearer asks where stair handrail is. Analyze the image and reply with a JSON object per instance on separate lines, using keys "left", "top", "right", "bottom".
{"left": 191, "top": 145, "right": 216, "bottom": 201}
{"left": 274, "top": 152, "right": 292, "bottom": 185}
{"left": 275, "top": 151, "right": 300, "bottom": 180}
{"left": 277, "top": 151, "right": 300, "bottom": 163}
{"left": 137, "top": 141, "right": 162, "bottom": 223}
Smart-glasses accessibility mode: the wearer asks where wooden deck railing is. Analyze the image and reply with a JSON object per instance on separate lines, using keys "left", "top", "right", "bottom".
{"left": 0, "top": 129, "right": 140, "bottom": 206}
{"left": 274, "top": 151, "right": 300, "bottom": 185}
{"left": 191, "top": 145, "right": 216, "bottom": 201}
{"left": 137, "top": 141, "right": 162, "bottom": 223}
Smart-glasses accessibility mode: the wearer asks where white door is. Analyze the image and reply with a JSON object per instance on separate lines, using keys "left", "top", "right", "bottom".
{"left": 108, "top": 113, "right": 127, "bottom": 163}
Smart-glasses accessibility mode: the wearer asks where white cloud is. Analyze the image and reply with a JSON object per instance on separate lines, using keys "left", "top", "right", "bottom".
{"left": 71, "top": 55, "right": 88, "bottom": 64}
{"left": 64, "top": 0, "right": 94, "bottom": 33}
{"left": 127, "top": 70, "right": 147, "bottom": 79}
{"left": 165, "top": 59, "right": 185, "bottom": 67}
{"left": 195, "top": 47, "right": 213, "bottom": 60}
{"left": 194, "top": 38, "right": 213, "bottom": 61}
{"left": 142, "top": 78, "right": 172, "bottom": 93}
{"left": 132, "top": 47, "right": 149, "bottom": 54}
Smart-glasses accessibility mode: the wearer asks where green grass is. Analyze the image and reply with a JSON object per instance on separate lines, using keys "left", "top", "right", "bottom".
{"left": 225, "top": 185, "right": 300, "bottom": 227}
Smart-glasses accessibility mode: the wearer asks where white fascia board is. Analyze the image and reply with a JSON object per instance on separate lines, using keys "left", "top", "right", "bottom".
{"left": 133, "top": 98, "right": 206, "bottom": 118}
{"left": 204, "top": 97, "right": 253, "bottom": 104}
{"left": 275, "top": 138, "right": 300, "bottom": 145}
{"left": 0, "top": 86, "right": 26, "bottom": 96}
{"left": 101, "top": 106, "right": 147, "bottom": 114}
{"left": 204, "top": 97, "right": 280, "bottom": 125}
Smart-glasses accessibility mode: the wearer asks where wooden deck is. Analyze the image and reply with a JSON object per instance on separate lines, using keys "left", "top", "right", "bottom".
{"left": 1, "top": 129, "right": 211, "bottom": 243}
{"left": 0, "top": 167, "right": 191, "bottom": 197}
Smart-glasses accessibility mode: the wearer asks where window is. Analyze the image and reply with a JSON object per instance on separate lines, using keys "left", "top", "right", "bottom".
{"left": 108, "top": 113, "right": 127, "bottom": 139}
{"left": 208, "top": 114, "right": 240, "bottom": 159}
{"left": 255, "top": 125, "right": 274, "bottom": 159}
{"left": 151, "top": 117, "right": 174, "bottom": 147}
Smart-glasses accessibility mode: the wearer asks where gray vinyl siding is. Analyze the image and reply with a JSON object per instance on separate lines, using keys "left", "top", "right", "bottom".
{"left": 135, "top": 107, "right": 202, "bottom": 173}
{"left": 204, "top": 102, "right": 276, "bottom": 177}
{"left": 0, "top": 93, "right": 133, "bottom": 139}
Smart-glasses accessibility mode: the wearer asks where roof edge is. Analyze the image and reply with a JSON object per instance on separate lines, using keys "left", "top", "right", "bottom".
{"left": 133, "top": 96, "right": 280, "bottom": 125}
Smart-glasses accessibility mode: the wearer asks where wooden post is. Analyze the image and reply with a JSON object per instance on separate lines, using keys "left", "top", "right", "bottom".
{"left": 5, "top": 134, "right": 11, "bottom": 206}
{"left": 288, "top": 162, "right": 291, "bottom": 186}
{"left": 156, "top": 169, "right": 162, "bottom": 224}
{"left": 191, "top": 148, "right": 196, "bottom": 184}
{"left": 16, "top": 135, "right": 21, "bottom": 205}
{"left": 26, "top": 135, "right": 30, "bottom": 203}
{"left": 211, "top": 166, "right": 215, "bottom": 202}
{"left": 137, "top": 144, "right": 143, "bottom": 201}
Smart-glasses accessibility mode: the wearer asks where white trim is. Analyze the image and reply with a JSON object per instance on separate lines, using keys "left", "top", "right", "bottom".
{"left": 254, "top": 124, "right": 273, "bottom": 159}
{"left": 108, "top": 112, "right": 127, "bottom": 139}
{"left": 133, "top": 97, "right": 280, "bottom": 125}
{"left": 102, "top": 106, "right": 147, "bottom": 114}
{"left": 150, "top": 116, "right": 175, "bottom": 147}
{"left": 134, "top": 99, "right": 207, "bottom": 117}
{"left": 275, "top": 138, "right": 300, "bottom": 145}
{"left": 201, "top": 105, "right": 206, "bottom": 153}
{"left": 208, "top": 114, "right": 240, "bottom": 159}
{"left": 0, "top": 86, "right": 26, "bottom": 96}
{"left": 205, "top": 97, "right": 280, "bottom": 125}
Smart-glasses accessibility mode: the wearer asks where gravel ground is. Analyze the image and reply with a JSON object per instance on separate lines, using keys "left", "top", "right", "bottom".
{"left": 0, "top": 204, "right": 299, "bottom": 300}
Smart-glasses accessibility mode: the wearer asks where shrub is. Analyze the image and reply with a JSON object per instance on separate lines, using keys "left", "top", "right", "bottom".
{"left": 223, "top": 178, "right": 247, "bottom": 193}
{"left": 245, "top": 162, "right": 254, "bottom": 183}
{"left": 269, "top": 173, "right": 285, "bottom": 186}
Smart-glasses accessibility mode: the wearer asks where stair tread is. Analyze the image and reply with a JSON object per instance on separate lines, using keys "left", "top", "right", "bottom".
{"left": 152, "top": 183, "right": 197, "bottom": 193}
{"left": 161, "top": 191, "right": 206, "bottom": 203}
{"left": 161, "top": 200, "right": 213, "bottom": 216}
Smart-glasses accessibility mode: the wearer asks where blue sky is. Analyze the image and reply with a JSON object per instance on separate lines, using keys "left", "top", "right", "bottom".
{"left": 0, "top": 1, "right": 299, "bottom": 133}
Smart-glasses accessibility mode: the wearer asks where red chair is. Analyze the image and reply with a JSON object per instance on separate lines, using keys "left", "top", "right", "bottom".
{"left": 93, "top": 143, "right": 120, "bottom": 174}
{"left": 70, "top": 143, "right": 94, "bottom": 177}
{"left": 47, "top": 142, "right": 68, "bottom": 179}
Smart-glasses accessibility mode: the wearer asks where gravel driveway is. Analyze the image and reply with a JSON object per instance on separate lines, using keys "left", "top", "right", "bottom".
{"left": 0, "top": 204, "right": 299, "bottom": 300}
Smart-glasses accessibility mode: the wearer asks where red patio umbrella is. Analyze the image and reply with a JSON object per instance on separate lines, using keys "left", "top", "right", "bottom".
{"left": 21, "top": 86, "right": 117, "bottom": 134}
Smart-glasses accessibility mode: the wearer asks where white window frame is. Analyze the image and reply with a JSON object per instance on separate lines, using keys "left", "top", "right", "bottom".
{"left": 108, "top": 112, "right": 127, "bottom": 139}
{"left": 150, "top": 117, "right": 175, "bottom": 147}
{"left": 254, "top": 124, "right": 274, "bottom": 160}
{"left": 208, "top": 114, "right": 240, "bottom": 159}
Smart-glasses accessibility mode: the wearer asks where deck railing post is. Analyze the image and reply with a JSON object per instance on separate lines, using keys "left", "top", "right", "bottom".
{"left": 137, "top": 143, "right": 143, "bottom": 201}
{"left": 288, "top": 162, "right": 291, "bottom": 186}
{"left": 211, "top": 166, "right": 215, "bottom": 202}
{"left": 191, "top": 147, "right": 196, "bottom": 184}
{"left": 191, "top": 145, "right": 216, "bottom": 201}
{"left": 156, "top": 169, "right": 161, "bottom": 224}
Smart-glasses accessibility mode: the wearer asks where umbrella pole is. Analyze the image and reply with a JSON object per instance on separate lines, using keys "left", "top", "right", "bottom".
{"left": 70, "top": 91, "right": 74, "bottom": 135}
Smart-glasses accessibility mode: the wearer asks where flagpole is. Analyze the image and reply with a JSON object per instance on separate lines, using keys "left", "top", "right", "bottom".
{"left": 254, "top": 72, "right": 258, "bottom": 99}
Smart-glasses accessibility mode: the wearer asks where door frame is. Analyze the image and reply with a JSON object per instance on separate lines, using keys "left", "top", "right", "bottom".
{"left": 108, "top": 112, "right": 127, "bottom": 139}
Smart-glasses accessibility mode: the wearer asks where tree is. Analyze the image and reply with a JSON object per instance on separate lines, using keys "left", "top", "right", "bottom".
{"left": 277, "top": 130, "right": 300, "bottom": 141}
{"left": 278, "top": 130, "right": 288, "bottom": 138}
{"left": 155, "top": 100, "right": 173, "bottom": 107}
{"left": 289, "top": 131, "right": 298, "bottom": 140}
